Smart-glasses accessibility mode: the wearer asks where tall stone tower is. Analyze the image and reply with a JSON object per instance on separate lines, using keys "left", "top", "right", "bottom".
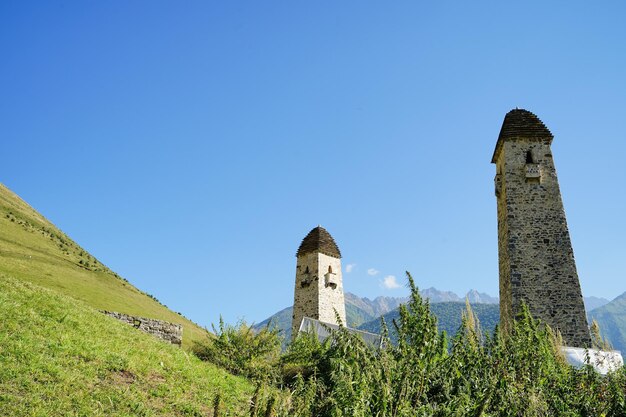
{"left": 291, "top": 226, "right": 347, "bottom": 339}
{"left": 492, "top": 109, "right": 591, "bottom": 347}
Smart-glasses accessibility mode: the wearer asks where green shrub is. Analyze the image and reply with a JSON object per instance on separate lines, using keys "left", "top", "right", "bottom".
{"left": 194, "top": 318, "right": 282, "bottom": 383}
{"left": 277, "top": 272, "right": 626, "bottom": 416}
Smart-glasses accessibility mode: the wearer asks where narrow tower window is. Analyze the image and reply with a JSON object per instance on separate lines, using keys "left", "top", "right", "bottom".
{"left": 301, "top": 266, "right": 311, "bottom": 287}
{"left": 525, "top": 150, "right": 540, "bottom": 181}
{"left": 325, "top": 265, "right": 337, "bottom": 289}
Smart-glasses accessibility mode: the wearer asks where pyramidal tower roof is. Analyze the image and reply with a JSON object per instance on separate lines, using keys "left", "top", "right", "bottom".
{"left": 296, "top": 226, "right": 341, "bottom": 258}
{"left": 492, "top": 109, "right": 553, "bottom": 163}
{"left": 498, "top": 108, "right": 553, "bottom": 140}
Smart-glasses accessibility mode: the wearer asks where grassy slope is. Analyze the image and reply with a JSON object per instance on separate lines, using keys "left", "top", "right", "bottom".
{"left": 0, "top": 275, "right": 253, "bottom": 416}
{"left": 0, "top": 183, "right": 206, "bottom": 349}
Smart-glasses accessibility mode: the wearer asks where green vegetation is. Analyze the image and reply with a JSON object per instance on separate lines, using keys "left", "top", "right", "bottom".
{"left": 0, "top": 274, "right": 254, "bottom": 416}
{"left": 194, "top": 273, "right": 626, "bottom": 415}
{"left": 0, "top": 183, "right": 207, "bottom": 349}
{"left": 276, "top": 274, "right": 626, "bottom": 416}
{"left": 194, "top": 319, "right": 282, "bottom": 383}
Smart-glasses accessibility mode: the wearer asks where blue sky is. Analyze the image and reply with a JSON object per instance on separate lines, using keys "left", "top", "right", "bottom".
{"left": 2, "top": 1, "right": 625, "bottom": 327}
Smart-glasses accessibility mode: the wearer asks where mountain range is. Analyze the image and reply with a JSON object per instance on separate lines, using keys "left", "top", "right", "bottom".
{"left": 256, "top": 289, "right": 626, "bottom": 353}
{"left": 255, "top": 288, "right": 499, "bottom": 343}
{"left": 589, "top": 292, "right": 626, "bottom": 353}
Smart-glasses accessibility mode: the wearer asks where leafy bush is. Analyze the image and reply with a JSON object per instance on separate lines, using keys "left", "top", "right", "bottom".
{"left": 194, "top": 318, "right": 282, "bottom": 383}
{"left": 194, "top": 272, "right": 625, "bottom": 415}
{"left": 276, "top": 272, "right": 626, "bottom": 416}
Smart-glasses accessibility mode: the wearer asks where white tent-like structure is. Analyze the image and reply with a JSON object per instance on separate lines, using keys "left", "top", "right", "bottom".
{"left": 561, "top": 347, "right": 623, "bottom": 375}
{"left": 298, "top": 317, "right": 384, "bottom": 349}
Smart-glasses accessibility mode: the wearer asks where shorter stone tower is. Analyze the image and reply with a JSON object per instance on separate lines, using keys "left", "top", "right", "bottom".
{"left": 492, "top": 109, "right": 591, "bottom": 347}
{"left": 291, "top": 226, "right": 347, "bottom": 339}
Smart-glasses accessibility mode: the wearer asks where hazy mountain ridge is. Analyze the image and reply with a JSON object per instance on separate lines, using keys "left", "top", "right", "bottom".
{"left": 589, "top": 291, "right": 626, "bottom": 354}
{"left": 358, "top": 302, "right": 501, "bottom": 342}
{"left": 255, "top": 288, "right": 501, "bottom": 343}
{"left": 346, "top": 287, "right": 499, "bottom": 317}
{"left": 466, "top": 289, "right": 499, "bottom": 304}
{"left": 585, "top": 296, "right": 611, "bottom": 312}
{"left": 421, "top": 287, "right": 463, "bottom": 303}
{"left": 344, "top": 292, "right": 408, "bottom": 318}
{"left": 257, "top": 290, "right": 624, "bottom": 352}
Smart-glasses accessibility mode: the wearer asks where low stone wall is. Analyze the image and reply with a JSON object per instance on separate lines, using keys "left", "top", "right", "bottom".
{"left": 102, "top": 311, "right": 183, "bottom": 346}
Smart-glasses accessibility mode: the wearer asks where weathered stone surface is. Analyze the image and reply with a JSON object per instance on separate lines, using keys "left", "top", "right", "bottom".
{"left": 292, "top": 227, "right": 346, "bottom": 339}
{"left": 493, "top": 109, "right": 591, "bottom": 347}
{"left": 103, "top": 311, "right": 183, "bottom": 346}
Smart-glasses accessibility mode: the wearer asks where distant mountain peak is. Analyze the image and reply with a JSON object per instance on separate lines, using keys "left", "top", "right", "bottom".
{"left": 465, "top": 289, "right": 499, "bottom": 304}
{"left": 421, "top": 288, "right": 462, "bottom": 303}
{"left": 584, "top": 296, "right": 611, "bottom": 312}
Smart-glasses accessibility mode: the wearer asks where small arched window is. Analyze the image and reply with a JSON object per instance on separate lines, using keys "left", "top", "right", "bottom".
{"left": 525, "top": 150, "right": 541, "bottom": 182}
{"left": 328, "top": 265, "right": 333, "bottom": 274}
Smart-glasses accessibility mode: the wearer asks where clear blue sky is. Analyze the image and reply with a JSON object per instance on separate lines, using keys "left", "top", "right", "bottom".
{"left": 2, "top": 1, "right": 625, "bottom": 327}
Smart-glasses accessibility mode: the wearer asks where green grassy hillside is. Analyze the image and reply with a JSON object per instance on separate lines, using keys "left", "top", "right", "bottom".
{"left": 0, "top": 183, "right": 206, "bottom": 348}
{"left": 0, "top": 274, "right": 254, "bottom": 416}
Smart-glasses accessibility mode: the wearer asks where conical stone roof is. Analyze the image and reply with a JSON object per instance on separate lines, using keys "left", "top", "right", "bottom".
{"left": 498, "top": 108, "right": 553, "bottom": 141}
{"left": 296, "top": 226, "right": 341, "bottom": 258}
{"left": 492, "top": 108, "right": 553, "bottom": 163}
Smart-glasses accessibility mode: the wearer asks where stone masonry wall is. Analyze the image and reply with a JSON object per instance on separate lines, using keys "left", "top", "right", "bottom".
{"left": 494, "top": 138, "right": 591, "bottom": 347}
{"left": 316, "top": 253, "right": 346, "bottom": 327}
{"left": 292, "top": 252, "right": 346, "bottom": 338}
{"left": 292, "top": 252, "right": 320, "bottom": 338}
{"left": 103, "top": 311, "right": 183, "bottom": 346}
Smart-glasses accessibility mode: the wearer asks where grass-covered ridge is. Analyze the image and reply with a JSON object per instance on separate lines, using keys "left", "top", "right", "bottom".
{"left": 0, "top": 183, "right": 206, "bottom": 348}
{"left": 0, "top": 274, "right": 254, "bottom": 416}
